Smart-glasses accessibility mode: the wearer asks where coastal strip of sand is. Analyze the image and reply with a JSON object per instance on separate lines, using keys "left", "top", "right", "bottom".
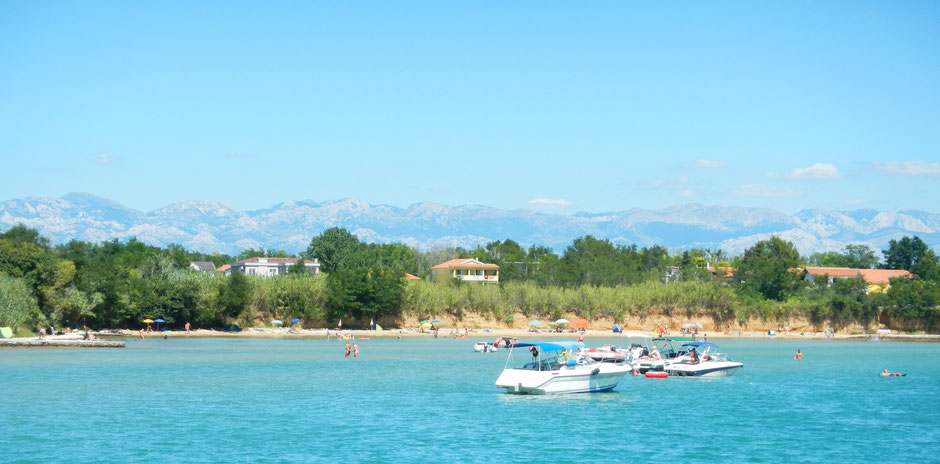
{"left": 97, "top": 327, "right": 940, "bottom": 341}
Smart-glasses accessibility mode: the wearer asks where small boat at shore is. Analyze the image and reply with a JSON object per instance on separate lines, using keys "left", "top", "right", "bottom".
{"left": 495, "top": 341, "right": 631, "bottom": 395}
{"left": 474, "top": 342, "right": 498, "bottom": 352}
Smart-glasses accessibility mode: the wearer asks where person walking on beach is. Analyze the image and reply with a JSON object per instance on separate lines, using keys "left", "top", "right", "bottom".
{"left": 345, "top": 341, "right": 351, "bottom": 357}
{"left": 185, "top": 321, "right": 191, "bottom": 337}
{"left": 138, "top": 329, "right": 144, "bottom": 339}
{"left": 353, "top": 342, "right": 359, "bottom": 358}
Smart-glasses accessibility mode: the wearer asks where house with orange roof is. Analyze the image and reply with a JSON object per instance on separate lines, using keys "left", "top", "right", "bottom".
{"left": 404, "top": 273, "right": 421, "bottom": 281}
{"left": 802, "top": 267, "right": 913, "bottom": 294}
{"left": 431, "top": 258, "right": 499, "bottom": 284}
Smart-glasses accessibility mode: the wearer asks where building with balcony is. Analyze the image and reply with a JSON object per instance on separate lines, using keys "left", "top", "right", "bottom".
{"left": 228, "top": 257, "right": 320, "bottom": 277}
{"left": 430, "top": 258, "right": 499, "bottom": 284}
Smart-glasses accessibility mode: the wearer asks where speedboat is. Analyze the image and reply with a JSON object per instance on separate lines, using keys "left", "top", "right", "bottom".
{"left": 630, "top": 336, "right": 694, "bottom": 373}
{"left": 664, "top": 342, "right": 743, "bottom": 377}
{"left": 494, "top": 341, "right": 631, "bottom": 395}
{"left": 474, "top": 342, "right": 498, "bottom": 353}
{"left": 581, "top": 344, "right": 627, "bottom": 363}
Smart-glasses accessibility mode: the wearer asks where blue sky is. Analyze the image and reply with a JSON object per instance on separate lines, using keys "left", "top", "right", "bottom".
{"left": 1, "top": 1, "right": 938, "bottom": 214}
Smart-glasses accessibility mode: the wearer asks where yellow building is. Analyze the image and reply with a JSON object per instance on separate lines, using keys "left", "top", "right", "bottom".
{"left": 431, "top": 258, "right": 499, "bottom": 284}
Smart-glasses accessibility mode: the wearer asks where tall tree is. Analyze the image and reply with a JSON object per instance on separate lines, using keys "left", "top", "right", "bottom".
{"left": 735, "top": 237, "right": 803, "bottom": 301}
{"left": 304, "top": 228, "right": 362, "bottom": 274}
{"left": 882, "top": 236, "right": 939, "bottom": 281}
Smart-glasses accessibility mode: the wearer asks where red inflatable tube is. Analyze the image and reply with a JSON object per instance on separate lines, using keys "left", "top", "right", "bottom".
{"left": 645, "top": 371, "right": 669, "bottom": 379}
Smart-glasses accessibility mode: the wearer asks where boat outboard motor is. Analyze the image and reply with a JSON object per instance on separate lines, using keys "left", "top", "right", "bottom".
{"left": 591, "top": 367, "right": 600, "bottom": 375}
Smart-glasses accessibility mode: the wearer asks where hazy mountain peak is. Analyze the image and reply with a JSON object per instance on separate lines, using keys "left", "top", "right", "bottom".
{"left": 0, "top": 194, "right": 937, "bottom": 256}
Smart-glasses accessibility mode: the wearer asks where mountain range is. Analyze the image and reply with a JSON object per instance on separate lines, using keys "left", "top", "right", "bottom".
{"left": 1, "top": 192, "right": 938, "bottom": 257}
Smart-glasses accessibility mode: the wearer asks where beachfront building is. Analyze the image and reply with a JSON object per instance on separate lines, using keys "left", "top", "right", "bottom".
{"left": 431, "top": 258, "right": 499, "bottom": 284}
{"left": 228, "top": 257, "right": 320, "bottom": 277}
{"left": 802, "top": 267, "right": 913, "bottom": 294}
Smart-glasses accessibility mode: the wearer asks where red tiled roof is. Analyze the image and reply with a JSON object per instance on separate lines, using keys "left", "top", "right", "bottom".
{"left": 216, "top": 264, "right": 231, "bottom": 272}
{"left": 404, "top": 273, "right": 421, "bottom": 280}
{"left": 430, "top": 258, "right": 499, "bottom": 270}
{"left": 804, "top": 267, "right": 859, "bottom": 278}
{"left": 804, "top": 267, "right": 912, "bottom": 284}
{"left": 707, "top": 266, "right": 735, "bottom": 278}
{"left": 858, "top": 269, "right": 913, "bottom": 284}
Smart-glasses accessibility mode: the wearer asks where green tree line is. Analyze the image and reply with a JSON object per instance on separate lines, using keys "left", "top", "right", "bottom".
{"left": 0, "top": 224, "right": 938, "bottom": 334}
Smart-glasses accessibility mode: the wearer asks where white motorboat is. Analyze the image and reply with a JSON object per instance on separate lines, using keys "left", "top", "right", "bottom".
{"left": 581, "top": 344, "right": 627, "bottom": 363}
{"left": 663, "top": 342, "right": 743, "bottom": 377}
{"left": 494, "top": 341, "right": 631, "bottom": 395}
{"left": 473, "top": 342, "right": 498, "bottom": 353}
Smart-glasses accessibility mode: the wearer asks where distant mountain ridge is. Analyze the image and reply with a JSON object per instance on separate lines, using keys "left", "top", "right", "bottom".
{"left": 1, "top": 193, "right": 938, "bottom": 257}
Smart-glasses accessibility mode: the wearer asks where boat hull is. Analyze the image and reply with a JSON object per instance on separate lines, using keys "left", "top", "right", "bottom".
{"left": 473, "top": 343, "right": 497, "bottom": 353}
{"left": 665, "top": 362, "right": 743, "bottom": 377}
{"left": 495, "top": 365, "right": 630, "bottom": 395}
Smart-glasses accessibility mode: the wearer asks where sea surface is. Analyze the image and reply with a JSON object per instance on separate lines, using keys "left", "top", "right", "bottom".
{"left": 2, "top": 335, "right": 938, "bottom": 463}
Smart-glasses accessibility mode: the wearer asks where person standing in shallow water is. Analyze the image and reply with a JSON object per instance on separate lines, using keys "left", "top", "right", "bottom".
{"left": 345, "top": 341, "right": 351, "bottom": 357}
{"left": 794, "top": 349, "right": 803, "bottom": 360}
{"left": 353, "top": 342, "right": 359, "bottom": 358}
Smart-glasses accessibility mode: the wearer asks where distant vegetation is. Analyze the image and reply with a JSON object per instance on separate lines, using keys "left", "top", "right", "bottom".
{"left": 0, "top": 224, "right": 938, "bottom": 333}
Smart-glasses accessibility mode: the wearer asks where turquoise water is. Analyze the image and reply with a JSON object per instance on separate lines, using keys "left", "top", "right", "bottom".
{"left": 2, "top": 336, "right": 939, "bottom": 463}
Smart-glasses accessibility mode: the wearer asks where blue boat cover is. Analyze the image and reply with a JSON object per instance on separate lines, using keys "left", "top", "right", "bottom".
{"left": 682, "top": 342, "right": 719, "bottom": 349}
{"left": 508, "top": 341, "right": 584, "bottom": 351}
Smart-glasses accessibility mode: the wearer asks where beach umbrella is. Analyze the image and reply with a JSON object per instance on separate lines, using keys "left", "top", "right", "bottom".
{"left": 419, "top": 320, "right": 428, "bottom": 324}
{"left": 430, "top": 319, "right": 440, "bottom": 323}
{"left": 272, "top": 320, "right": 283, "bottom": 325}
{"left": 570, "top": 319, "right": 588, "bottom": 329}
{"left": 154, "top": 319, "right": 165, "bottom": 323}
{"left": 556, "top": 319, "right": 568, "bottom": 324}
{"left": 291, "top": 318, "right": 301, "bottom": 323}
{"left": 142, "top": 319, "right": 154, "bottom": 324}
{"left": 530, "top": 320, "right": 542, "bottom": 326}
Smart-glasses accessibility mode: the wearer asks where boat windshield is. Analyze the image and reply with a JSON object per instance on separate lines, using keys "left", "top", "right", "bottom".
{"left": 652, "top": 337, "right": 695, "bottom": 359}
{"left": 505, "top": 342, "right": 586, "bottom": 371}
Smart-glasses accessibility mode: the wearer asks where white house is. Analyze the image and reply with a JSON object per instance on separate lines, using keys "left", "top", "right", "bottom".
{"left": 189, "top": 261, "right": 217, "bottom": 272}
{"left": 228, "top": 257, "right": 320, "bottom": 277}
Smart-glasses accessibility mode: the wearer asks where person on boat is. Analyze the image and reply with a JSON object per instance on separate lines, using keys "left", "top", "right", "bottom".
{"left": 795, "top": 349, "right": 803, "bottom": 360}
{"left": 689, "top": 348, "right": 699, "bottom": 364}
{"left": 650, "top": 347, "right": 662, "bottom": 360}
{"left": 530, "top": 346, "right": 539, "bottom": 359}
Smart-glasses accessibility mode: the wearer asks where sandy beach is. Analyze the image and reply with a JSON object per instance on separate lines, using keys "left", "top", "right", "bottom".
{"left": 97, "top": 326, "right": 940, "bottom": 341}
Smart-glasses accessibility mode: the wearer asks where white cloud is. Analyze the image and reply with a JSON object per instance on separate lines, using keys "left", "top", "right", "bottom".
{"left": 527, "top": 198, "right": 574, "bottom": 210}
{"left": 873, "top": 161, "right": 940, "bottom": 177}
{"left": 731, "top": 184, "right": 802, "bottom": 198}
{"left": 678, "top": 189, "right": 695, "bottom": 198}
{"left": 767, "top": 163, "right": 840, "bottom": 180}
{"left": 686, "top": 159, "right": 726, "bottom": 169}
{"left": 96, "top": 153, "right": 117, "bottom": 165}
